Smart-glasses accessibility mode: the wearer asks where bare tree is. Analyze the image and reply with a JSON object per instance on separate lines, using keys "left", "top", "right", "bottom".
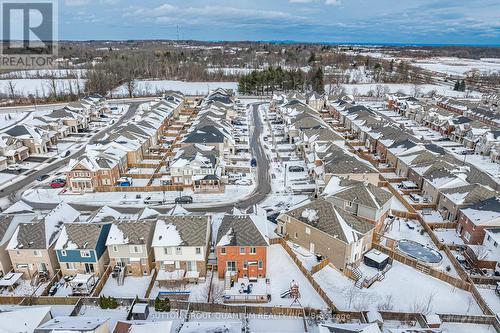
{"left": 378, "top": 294, "right": 395, "bottom": 311}
{"left": 6, "top": 80, "right": 16, "bottom": 99}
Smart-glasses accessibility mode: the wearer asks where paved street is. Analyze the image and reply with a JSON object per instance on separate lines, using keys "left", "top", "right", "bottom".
{"left": 19, "top": 103, "right": 273, "bottom": 213}
{"left": 1, "top": 102, "right": 142, "bottom": 203}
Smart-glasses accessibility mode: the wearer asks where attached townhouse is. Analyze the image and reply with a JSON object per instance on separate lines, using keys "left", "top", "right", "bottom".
{"left": 7, "top": 203, "right": 80, "bottom": 279}
{"left": 55, "top": 223, "right": 111, "bottom": 276}
{"left": 457, "top": 196, "right": 500, "bottom": 244}
{"left": 106, "top": 219, "right": 155, "bottom": 276}
{"left": 278, "top": 198, "right": 374, "bottom": 269}
{"left": 152, "top": 216, "right": 211, "bottom": 283}
{"left": 216, "top": 215, "right": 268, "bottom": 280}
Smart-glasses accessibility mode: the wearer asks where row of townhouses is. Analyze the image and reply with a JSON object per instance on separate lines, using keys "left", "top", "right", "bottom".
{"left": 0, "top": 201, "right": 272, "bottom": 294}
{"left": 0, "top": 94, "right": 107, "bottom": 171}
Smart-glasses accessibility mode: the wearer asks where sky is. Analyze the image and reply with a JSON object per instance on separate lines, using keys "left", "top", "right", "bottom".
{"left": 57, "top": 0, "right": 500, "bottom": 45}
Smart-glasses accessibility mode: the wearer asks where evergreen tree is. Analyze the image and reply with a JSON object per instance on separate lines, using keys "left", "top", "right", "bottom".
{"left": 453, "top": 80, "right": 460, "bottom": 91}
{"left": 459, "top": 80, "right": 466, "bottom": 92}
{"left": 310, "top": 67, "right": 325, "bottom": 94}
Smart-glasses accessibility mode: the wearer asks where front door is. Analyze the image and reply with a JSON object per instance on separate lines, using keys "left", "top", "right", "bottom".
{"left": 309, "top": 242, "right": 315, "bottom": 254}
{"left": 248, "top": 263, "right": 258, "bottom": 279}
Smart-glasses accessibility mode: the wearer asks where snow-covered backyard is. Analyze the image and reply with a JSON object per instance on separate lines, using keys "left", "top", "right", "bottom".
{"left": 100, "top": 274, "right": 152, "bottom": 298}
{"left": 313, "top": 261, "right": 482, "bottom": 314}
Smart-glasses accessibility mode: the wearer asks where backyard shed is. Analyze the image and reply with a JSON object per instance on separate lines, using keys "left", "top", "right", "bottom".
{"left": 131, "top": 303, "right": 149, "bottom": 320}
{"left": 364, "top": 249, "right": 390, "bottom": 270}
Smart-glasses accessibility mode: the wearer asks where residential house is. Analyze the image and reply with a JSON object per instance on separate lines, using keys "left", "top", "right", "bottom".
{"left": 106, "top": 219, "right": 155, "bottom": 276}
{"left": 457, "top": 197, "right": 500, "bottom": 244}
{"left": 323, "top": 178, "right": 393, "bottom": 230}
{"left": 482, "top": 228, "right": 500, "bottom": 274}
{"left": 437, "top": 184, "right": 496, "bottom": 222}
{"left": 55, "top": 223, "right": 112, "bottom": 276}
{"left": 7, "top": 203, "right": 80, "bottom": 279}
{"left": 277, "top": 198, "right": 374, "bottom": 269}
{"left": 35, "top": 317, "right": 109, "bottom": 333}
{"left": 4, "top": 125, "right": 51, "bottom": 155}
{"left": 216, "top": 215, "right": 268, "bottom": 280}
{"left": 0, "top": 135, "right": 29, "bottom": 163}
{"left": 152, "top": 216, "right": 211, "bottom": 281}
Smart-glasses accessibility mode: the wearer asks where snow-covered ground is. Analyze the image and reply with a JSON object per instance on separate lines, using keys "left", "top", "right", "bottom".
{"left": 333, "top": 83, "right": 481, "bottom": 98}
{"left": 100, "top": 274, "right": 152, "bottom": 298}
{"left": 23, "top": 183, "right": 255, "bottom": 208}
{"left": 433, "top": 229, "right": 464, "bottom": 246}
{"left": 0, "top": 79, "right": 86, "bottom": 97}
{"left": 313, "top": 261, "right": 481, "bottom": 314}
{"left": 476, "top": 285, "right": 500, "bottom": 314}
{"left": 0, "top": 69, "right": 87, "bottom": 79}
{"left": 412, "top": 57, "right": 500, "bottom": 76}
{"left": 0, "top": 112, "right": 28, "bottom": 131}
{"left": 267, "top": 244, "right": 326, "bottom": 308}
{"left": 112, "top": 80, "right": 238, "bottom": 97}
{"left": 440, "top": 322, "right": 497, "bottom": 333}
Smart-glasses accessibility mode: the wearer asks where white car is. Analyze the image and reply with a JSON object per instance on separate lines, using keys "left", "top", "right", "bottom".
{"left": 7, "top": 164, "right": 22, "bottom": 171}
{"left": 235, "top": 179, "right": 252, "bottom": 186}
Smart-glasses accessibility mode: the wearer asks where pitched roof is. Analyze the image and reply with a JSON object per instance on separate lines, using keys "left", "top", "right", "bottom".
{"left": 152, "top": 216, "right": 209, "bottom": 247}
{"left": 285, "top": 198, "right": 374, "bottom": 244}
{"left": 327, "top": 181, "right": 393, "bottom": 209}
{"left": 106, "top": 220, "right": 155, "bottom": 246}
{"left": 55, "top": 223, "right": 108, "bottom": 250}
{"left": 216, "top": 215, "right": 268, "bottom": 247}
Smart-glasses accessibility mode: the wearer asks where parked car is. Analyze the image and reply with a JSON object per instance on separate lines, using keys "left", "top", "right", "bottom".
{"left": 50, "top": 179, "right": 66, "bottom": 188}
{"left": 235, "top": 179, "right": 252, "bottom": 185}
{"left": 250, "top": 158, "right": 257, "bottom": 167}
{"left": 36, "top": 174, "right": 50, "bottom": 181}
{"left": 144, "top": 196, "right": 165, "bottom": 205}
{"left": 64, "top": 150, "right": 71, "bottom": 157}
{"left": 288, "top": 165, "right": 304, "bottom": 172}
{"left": 175, "top": 196, "right": 193, "bottom": 204}
{"left": 7, "top": 164, "right": 22, "bottom": 171}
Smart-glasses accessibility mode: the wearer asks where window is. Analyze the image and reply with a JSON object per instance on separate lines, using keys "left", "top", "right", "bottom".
{"left": 164, "top": 247, "right": 172, "bottom": 255}
{"left": 240, "top": 247, "right": 245, "bottom": 254}
{"left": 227, "top": 261, "right": 236, "bottom": 272}
{"left": 243, "top": 260, "right": 248, "bottom": 269}
{"left": 294, "top": 232, "right": 298, "bottom": 239}
{"left": 175, "top": 247, "right": 182, "bottom": 255}
{"left": 130, "top": 245, "right": 142, "bottom": 254}
{"left": 33, "top": 250, "right": 41, "bottom": 257}
{"left": 258, "top": 260, "right": 263, "bottom": 269}
{"left": 60, "top": 250, "right": 67, "bottom": 256}
{"left": 195, "top": 247, "right": 201, "bottom": 255}
{"left": 305, "top": 227, "right": 311, "bottom": 235}
{"left": 250, "top": 247, "right": 256, "bottom": 255}
{"left": 464, "top": 232, "right": 471, "bottom": 242}
{"left": 221, "top": 247, "right": 226, "bottom": 255}
{"left": 346, "top": 201, "right": 352, "bottom": 207}
{"left": 112, "top": 246, "right": 118, "bottom": 253}
{"left": 66, "top": 262, "right": 76, "bottom": 270}
{"left": 81, "top": 250, "right": 91, "bottom": 258}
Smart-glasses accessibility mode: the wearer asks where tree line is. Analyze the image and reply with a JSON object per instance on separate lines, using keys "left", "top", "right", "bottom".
{"left": 237, "top": 67, "right": 324, "bottom": 95}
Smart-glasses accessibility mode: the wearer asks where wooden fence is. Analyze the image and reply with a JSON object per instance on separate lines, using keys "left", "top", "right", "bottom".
{"left": 144, "top": 268, "right": 158, "bottom": 299}
{"left": 311, "top": 259, "right": 330, "bottom": 275}
{"left": 91, "top": 265, "right": 112, "bottom": 297}
{"left": 439, "top": 313, "right": 500, "bottom": 331}
{"left": 273, "top": 238, "right": 337, "bottom": 311}
{"left": 95, "top": 185, "right": 184, "bottom": 192}
{"left": 40, "top": 269, "right": 62, "bottom": 296}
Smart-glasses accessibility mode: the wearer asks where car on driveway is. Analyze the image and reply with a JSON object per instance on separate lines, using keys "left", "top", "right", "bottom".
{"left": 250, "top": 158, "right": 257, "bottom": 167}
{"left": 7, "top": 164, "right": 22, "bottom": 171}
{"left": 36, "top": 174, "right": 50, "bottom": 181}
{"left": 175, "top": 196, "right": 193, "bottom": 204}
{"left": 50, "top": 179, "right": 66, "bottom": 188}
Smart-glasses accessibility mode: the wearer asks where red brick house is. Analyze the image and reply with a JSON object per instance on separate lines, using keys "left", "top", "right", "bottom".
{"left": 457, "top": 197, "right": 500, "bottom": 244}
{"left": 215, "top": 215, "right": 268, "bottom": 280}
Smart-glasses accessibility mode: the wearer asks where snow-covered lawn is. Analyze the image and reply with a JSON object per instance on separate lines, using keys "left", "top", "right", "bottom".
{"left": 248, "top": 317, "right": 308, "bottom": 333}
{"left": 112, "top": 80, "right": 238, "bottom": 97}
{"left": 0, "top": 279, "right": 48, "bottom": 296}
{"left": 0, "top": 79, "right": 86, "bottom": 97}
{"left": 266, "top": 244, "right": 326, "bottom": 308}
{"left": 148, "top": 276, "right": 210, "bottom": 302}
{"left": 0, "top": 112, "right": 28, "bottom": 131}
{"left": 100, "top": 275, "right": 152, "bottom": 298}
{"left": 420, "top": 210, "right": 446, "bottom": 224}
{"left": 287, "top": 241, "right": 321, "bottom": 272}
{"left": 412, "top": 57, "right": 500, "bottom": 76}
{"left": 433, "top": 229, "right": 464, "bottom": 246}
{"left": 476, "top": 285, "right": 500, "bottom": 314}
{"left": 440, "top": 322, "right": 496, "bottom": 333}
{"left": 313, "top": 261, "right": 482, "bottom": 314}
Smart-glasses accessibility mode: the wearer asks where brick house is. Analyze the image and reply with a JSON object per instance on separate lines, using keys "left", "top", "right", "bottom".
{"left": 216, "top": 215, "right": 268, "bottom": 280}
{"left": 457, "top": 197, "right": 500, "bottom": 244}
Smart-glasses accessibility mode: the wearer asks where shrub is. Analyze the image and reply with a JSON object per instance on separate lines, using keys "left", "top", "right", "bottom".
{"left": 154, "top": 297, "right": 171, "bottom": 312}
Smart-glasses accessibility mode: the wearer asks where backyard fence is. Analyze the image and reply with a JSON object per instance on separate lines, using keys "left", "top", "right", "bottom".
{"left": 91, "top": 265, "right": 112, "bottom": 297}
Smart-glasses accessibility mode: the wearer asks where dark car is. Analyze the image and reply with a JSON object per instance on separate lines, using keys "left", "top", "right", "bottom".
{"left": 175, "top": 196, "right": 193, "bottom": 204}
{"left": 250, "top": 158, "right": 257, "bottom": 167}
{"left": 64, "top": 150, "right": 71, "bottom": 157}
{"left": 36, "top": 174, "right": 50, "bottom": 181}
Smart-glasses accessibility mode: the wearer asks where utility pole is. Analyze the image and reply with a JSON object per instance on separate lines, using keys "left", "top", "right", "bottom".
{"left": 177, "top": 25, "right": 180, "bottom": 41}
